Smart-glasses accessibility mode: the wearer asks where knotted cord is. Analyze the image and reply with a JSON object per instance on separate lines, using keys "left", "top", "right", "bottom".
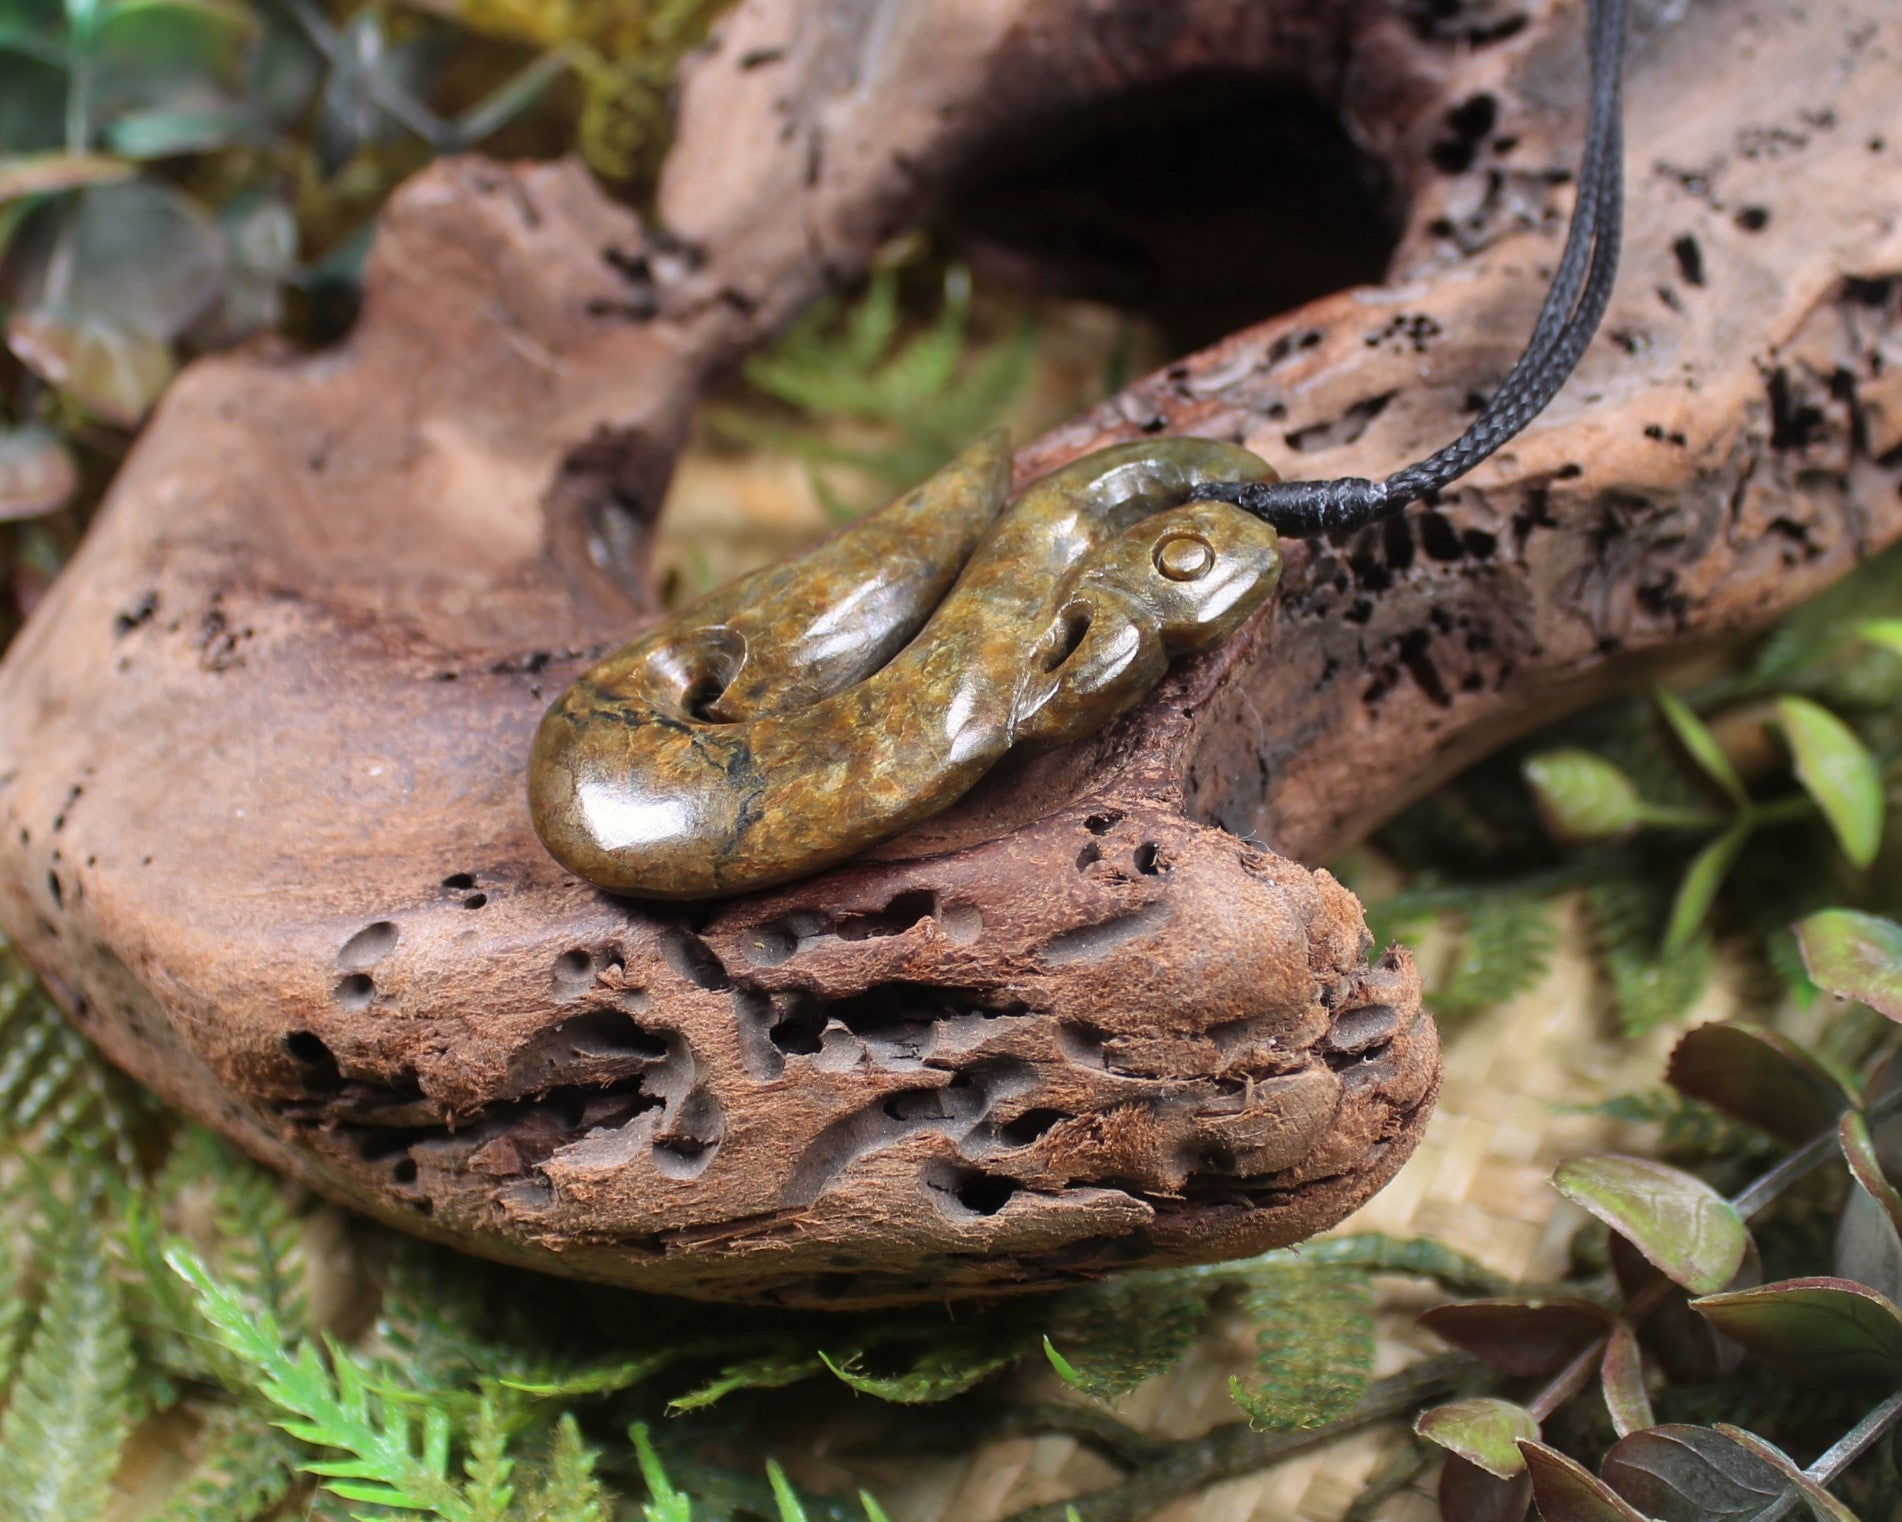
{"left": 1187, "top": 0, "right": 1627, "bottom": 536}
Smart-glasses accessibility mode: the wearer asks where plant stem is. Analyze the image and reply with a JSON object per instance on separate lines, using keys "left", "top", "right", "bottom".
{"left": 1000, "top": 1354, "right": 1483, "bottom": 1522}
{"left": 987, "top": 1404, "right": 1171, "bottom": 1470}
{"left": 1527, "top": 1276, "right": 1672, "bottom": 1423}
{"left": 1806, "top": 1387, "right": 1902, "bottom": 1486}
{"left": 1729, "top": 1127, "right": 1840, "bottom": 1219}
{"left": 1732, "top": 1082, "right": 1902, "bottom": 1220}
{"left": 1746, "top": 794, "right": 1817, "bottom": 828}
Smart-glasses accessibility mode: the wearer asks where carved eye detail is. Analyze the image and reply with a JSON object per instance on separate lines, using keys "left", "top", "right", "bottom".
{"left": 1153, "top": 532, "right": 1214, "bottom": 582}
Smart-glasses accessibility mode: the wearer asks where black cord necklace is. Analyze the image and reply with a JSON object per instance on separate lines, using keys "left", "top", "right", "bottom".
{"left": 1188, "top": 0, "right": 1626, "bottom": 537}
{"left": 527, "top": 0, "right": 1630, "bottom": 900}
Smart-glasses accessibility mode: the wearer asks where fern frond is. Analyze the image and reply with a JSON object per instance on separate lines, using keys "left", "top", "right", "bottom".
{"left": 1228, "top": 1264, "right": 1374, "bottom": 1432}
{"left": 167, "top": 1243, "right": 469, "bottom": 1518}
{"left": 1044, "top": 1276, "right": 1207, "bottom": 1400}
{"left": 1588, "top": 878, "right": 1713, "bottom": 1032}
{"left": 1365, "top": 880, "right": 1561, "bottom": 1020}
{"left": 1276, "top": 1233, "right": 1510, "bottom": 1297}
{"left": 519, "top": 1414, "right": 609, "bottom": 1522}
{"left": 505, "top": 1349, "right": 682, "bottom": 1402}
{"left": 1431, "top": 892, "right": 1557, "bottom": 1017}
{"left": 724, "top": 258, "right": 1035, "bottom": 516}
{"left": 820, "top": 1340, "right": 1018, "bottom": 1404}
{"left": 0, "top": 1203, "right": 32, "bottom": 1397}
{"left": 171, "top": 1126, "right": 311, "bottom": 1333}
{"left": 666, "top": 1348, "right": 821, "bottom": 1412}
{"left": 0, "top": 1207, "right": 137, "bottom": 1522}
{"left": 765, "top": 1459, "right": 809, "bottom": 1522}
{"left": 0, "top": 946, "right": 145, "bottom": 1171}
{"left": 629, "top": 1423, "right": 693, "bottom": 1522}
{"left": 149, "top": 1406, "right": 300, "bottom": 1522}
{"left": 374, "top": 1232, "right": 494, "bottom": 1392}
{"left": 460, "top": 1387, "right": 516, "bottom": 1522}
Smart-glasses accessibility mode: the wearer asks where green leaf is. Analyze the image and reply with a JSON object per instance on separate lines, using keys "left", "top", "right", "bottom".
{"left": 104, "top": 107, "right": 247, "bottom": 157}
{"left": 0, "top": 1210, "right": 137, "bottom": 1522}
{"left": 1438, "top": 1454, "right": 1532, "bottom": 1522}
{"left": 1520, "top": 1441, "right": 1650, "bottom": 1522}
{"left": 0, "top": 1220, "right": 29, "bottom": 1396}
{"left": 26, "top": 180, "right": 226, "bottom": 341}
{"left": 1857, "top": 618, "right": 1902, "bottom": 655}
{"left": 92, "top": 0, "right": 255, "bottom": 120}
{"left": 1836, "top": 1110, "right": 1902, "bottom": 1300}
{"left": 732, "top": 259, "right": 1033, "bottom": 515}
{"left": 1664, "top": 824, "right": 1749, "bottom": 954}
{"left": 844, "top": 264, "right": 900, "bottom": 372}
{"left": 0, "top": 949, "right": 146, "bottom": 1169}
{"left": 1665, "top": 1022, "right": 1857, "bottom": 1145}
{"left": 1417, "top": 1298, "right": 1609, "bottom": 1379}
{"left": 1797, "top": 909, "right": 1902, "bottom": 1019}
{"left": 1776, "top": 696, "right": 1884, "bottom": 867}
{"left": 1601, "top": 1424, "right": 1806, "bottom": 1522}
{"left": 1289, "top": 1233, "right": 1509, "bottom": 1295}
{"left": 5, "top": 308, "right": 174, "bottom": 427}
{"left": 629, "top": 1423, "right": 693, "bottom": 1522}
{"left": 0, "top": 424, "right": 77, "bottom": 521}
{"left": 1552, "top": 1154, "right": 1749, "bottom": 1296}
{"left": 1229, "top": 1264, "right": 1374, "bottom": 1431}
{"left": 1656, "top": 688, "right": 1747, "bottom": 804}
{"left": 1712, "top": 1426, "right": 1861, "bottom": 1522}
{"left": 1691, "top": 1276, "right": 1902, "bottom": 1385}
{"left": 767, "top": 1459, "right": 809, "bottom": 1522}
{"left": 1524, "top": 749, "right": 1645, "bottom": 841}
{"left": 0, "top": 151, "right": 130, "bottom": 203}
{"left": 1414, "top": 1396, "right": 1538, "bottom": 1480}
{"left": 1598, "top": 1322, "right": 1652, "bottom": 1438}
{"left": 1373, "top": 883, "right": 1558, "bottom": 1019}
{"left": 1043, "top": 1275, "right": 1207, "bottom": 1399}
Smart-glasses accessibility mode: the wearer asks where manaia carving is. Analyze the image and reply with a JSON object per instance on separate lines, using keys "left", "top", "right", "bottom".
{"left": 529, "top": 436, "right": 1282, "bottom": 898}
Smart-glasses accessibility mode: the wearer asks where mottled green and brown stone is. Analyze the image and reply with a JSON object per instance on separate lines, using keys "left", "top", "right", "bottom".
{"left": 529, "top": 435, "right": 1281, "bottom": 898}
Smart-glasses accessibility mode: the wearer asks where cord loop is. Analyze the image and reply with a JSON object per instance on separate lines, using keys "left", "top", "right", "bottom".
{"left": 1193, "top": 0, "right": 1627, "bottom": 537}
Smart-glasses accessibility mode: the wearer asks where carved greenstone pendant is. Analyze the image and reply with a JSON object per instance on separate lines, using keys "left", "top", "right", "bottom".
{"left": 528, "top": 432, "right": 1281, "bottom": 898}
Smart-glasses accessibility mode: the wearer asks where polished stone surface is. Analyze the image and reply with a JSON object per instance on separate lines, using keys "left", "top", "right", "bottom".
{"left": 529, "top": 434, "right": 1281, "bottom": 898}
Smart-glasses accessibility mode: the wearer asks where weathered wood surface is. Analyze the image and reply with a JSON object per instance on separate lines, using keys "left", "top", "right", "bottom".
{"left": 0, "top": 0, "right": 1897, "bottom": 1305}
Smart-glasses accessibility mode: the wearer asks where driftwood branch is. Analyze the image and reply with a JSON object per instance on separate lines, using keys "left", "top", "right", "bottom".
{"left": 0, "top": 0, "right": 1898, "bottom": 1305}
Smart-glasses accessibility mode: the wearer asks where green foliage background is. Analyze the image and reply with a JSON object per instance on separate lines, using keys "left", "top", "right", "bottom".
{"left": 3, "top": 4, "right": 1902, "bottom": 1521}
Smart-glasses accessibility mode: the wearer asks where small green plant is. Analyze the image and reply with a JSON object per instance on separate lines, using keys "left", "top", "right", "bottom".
{"left": 713, "top": 252, "right": 1039, "bottom": 521}
{"left": 1409, "top": 931, "right": 1902, "bottom": 1521}
{"left": 1365, "top": 544, "right": 1902, "bottom": 1034}
{"left": 0, "top": 0, "right": 576, "bottom": 435}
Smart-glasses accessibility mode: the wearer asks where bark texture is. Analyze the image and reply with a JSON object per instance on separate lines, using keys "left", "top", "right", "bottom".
{"left": 0, "top": 0, "right": 1898, "bottom": 1306}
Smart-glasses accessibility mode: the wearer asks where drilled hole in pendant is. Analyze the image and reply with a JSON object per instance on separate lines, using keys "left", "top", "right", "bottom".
{"left": 652, "top": 626, "right": 746, "bottom": 723}
{"left": 1042, "top": 604, "right": 1093, "bottom": 671}
{"left": 681, "top": 671, "right": 729, "bottom": 722}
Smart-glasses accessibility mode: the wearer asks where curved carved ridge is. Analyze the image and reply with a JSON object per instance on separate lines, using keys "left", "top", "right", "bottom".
{"left": 0, "top": 0, "right": 1897, "bottom": 1305}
